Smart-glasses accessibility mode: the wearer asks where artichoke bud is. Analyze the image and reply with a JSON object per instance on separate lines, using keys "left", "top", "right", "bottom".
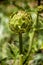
{"left": 9, "top": 11, "right": 32, "bottom": 33}
{"left": 37, "top": 5, "right": 43, "bottom": 12}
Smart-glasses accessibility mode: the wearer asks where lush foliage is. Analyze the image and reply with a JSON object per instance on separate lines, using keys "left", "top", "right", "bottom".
{"left": 0, "top": 0, "right": 43, "bottom": 65}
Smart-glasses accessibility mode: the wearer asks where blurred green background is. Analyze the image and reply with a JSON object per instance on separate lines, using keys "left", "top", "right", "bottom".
{"left": 0, "top": 0, "right": 43, "bottom": 65}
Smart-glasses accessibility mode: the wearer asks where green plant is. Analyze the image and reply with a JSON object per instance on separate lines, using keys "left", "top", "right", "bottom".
{"left": 0, "top": 0, "right": 43, "bottom": 65}
{"left": 9, "top": 10, "right": 33, "bottom": 65}
{"left": 9, "top": 10, "right": 32, "bottom": 54}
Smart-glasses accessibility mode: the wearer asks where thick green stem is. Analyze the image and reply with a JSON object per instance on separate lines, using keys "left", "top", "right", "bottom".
{"left": 19, "top": 54, "right": 23, "bottom": 65}
{"left": 19, "top": 33, "right": 23, "bottom": 54}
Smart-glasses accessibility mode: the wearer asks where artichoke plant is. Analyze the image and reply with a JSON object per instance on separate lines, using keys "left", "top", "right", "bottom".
{"left": 9, "top": 10, "right": 32, "bottom": 54}
{"left": 9, "top": 10, "right": 33, "bottom": 65}
{"left": 37, "top": 5, "right": 43, "bottom": 12}
{"left": 9, "top": 11, "right": 32, "bottom": 33}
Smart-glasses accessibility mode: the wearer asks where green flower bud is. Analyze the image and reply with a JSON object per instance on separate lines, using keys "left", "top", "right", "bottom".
{"left": 9, "top": 11, "right": 32, "bottom": 33}
{"left": 37, "top": 5, "right": 43, "bottom": 12}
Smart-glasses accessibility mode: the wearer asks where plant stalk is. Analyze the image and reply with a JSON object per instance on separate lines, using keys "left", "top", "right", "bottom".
{"left": 19, "top": 54, "right": 23, "bottom": 65}
{"left": 19, "top": 32, "right": 23, "bottom": 54}
{"left": 23, "top": 30, "right": 35, "bottom": 65}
